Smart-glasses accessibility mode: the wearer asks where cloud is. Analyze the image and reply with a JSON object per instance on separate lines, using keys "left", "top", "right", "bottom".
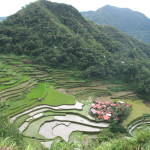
{"left": 0, "top": 0, "right": 36, "bottom": 16}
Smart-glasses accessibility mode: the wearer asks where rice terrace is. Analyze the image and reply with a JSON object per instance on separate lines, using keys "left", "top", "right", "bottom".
{"left": 0, "top": 54, "right": 150, "bottom": 149}
{"left": 0, "top": 0, "right": 150, "bottom": 149}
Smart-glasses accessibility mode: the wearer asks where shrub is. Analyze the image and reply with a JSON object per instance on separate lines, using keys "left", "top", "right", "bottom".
{"left": 0, "top": 114, "right": 25, "bottom": 149}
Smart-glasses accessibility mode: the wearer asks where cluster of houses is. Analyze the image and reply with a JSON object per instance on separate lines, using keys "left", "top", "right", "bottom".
{"left": 89, "top": 101, "right": 131, "bottom": 121}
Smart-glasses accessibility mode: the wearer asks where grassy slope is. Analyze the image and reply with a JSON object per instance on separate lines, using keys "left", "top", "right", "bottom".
{"left": 122, "top": 99, "right": 150, "bottom": 126}
{"left": 1, "top": 54, "right": 150, "bottom": 149}
{"left": 43, "top": 86, "right": 75, "bottom": 106}
{"left": 0, "top": 76, "right": 29, "bottom": 91}
{"left": 24, "top": 138, "right": 46, "bottom": 150}
{"left": 27, "top": 82, "right": 47, "bottom": 99}
{"left": 4, "top": 82, "right": 47, "bottom": 116}
{"left": 5, "top": 82, "right": 75, "bottom": 117}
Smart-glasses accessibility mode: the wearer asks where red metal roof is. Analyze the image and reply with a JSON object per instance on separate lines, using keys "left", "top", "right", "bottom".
{"left": 92, "top": 105, "right": 97, "bottom": 108}
{"left": 105, "top": 101, "right": 111, "bottom": 104}
{"left": 97, "top": 111, "right": 103, "bottom": 115}
{"left": 111, "top": 103, "right": 116, "bottom": 106}
{"left": 98, "top": 116, "right": 103, "bottom": 119}
{"left": 126, "top": 104, "right": 130, "bottom": 107}
{"left": 103, "top": 115, "right": 110, "bottom": 120}
{"left": 97, "top": 105, "right": 102, "bottom": 109}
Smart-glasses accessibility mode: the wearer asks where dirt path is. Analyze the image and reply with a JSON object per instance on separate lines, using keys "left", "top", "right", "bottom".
{"left": 58, "top": 85, "right": 134, "bottom": 102}
{"left": 95, "top": 91, "right": 134, "bottom": 102}
{"left": 95, "top": 96, "right": 113, "bottom": 102}
{"left": 112, "top": 91, "right": 133, "bottom": 97}
{"left": 66, "top": 84, "right": 118, "bottom": 92}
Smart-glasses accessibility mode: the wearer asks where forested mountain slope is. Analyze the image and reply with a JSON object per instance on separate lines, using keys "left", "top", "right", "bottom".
{"left": 81, "top": 5, "right": 150, "bottom": 44}
{"left": 0, "top": 0, "right": 150, "bottom": 99}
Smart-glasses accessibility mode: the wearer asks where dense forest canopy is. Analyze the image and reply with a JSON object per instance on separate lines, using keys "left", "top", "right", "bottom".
{"left": 81, "top": 5, "right": 150, "bottom": 44}
{"left": 0, "top": 0, "right": 150, "bottom": 100}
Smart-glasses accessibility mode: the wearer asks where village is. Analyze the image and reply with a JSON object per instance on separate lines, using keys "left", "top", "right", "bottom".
{"left": 89, "top": 101, "right": 131, "bottom": 121}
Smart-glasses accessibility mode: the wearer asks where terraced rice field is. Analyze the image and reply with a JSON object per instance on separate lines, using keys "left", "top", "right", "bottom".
{"left": 1, "top": 55, "right": 150, "bottom": 149}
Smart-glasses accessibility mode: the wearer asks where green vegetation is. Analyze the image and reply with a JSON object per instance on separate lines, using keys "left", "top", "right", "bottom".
{"left": 26, "top": 82, "right": 47, "bottom": 99}
{"left": 0, "top": 114, "right": 26, "bottom": 149}
{"left": 23, "top": 116, "right": 54, "bottom": 139}
{"left": 81, "top": 5, "right": 150, "bottom": 44}
{"left": 94, "top": 128, "right": 150, "bottom": 150}
{"left": 52, "top": 127, "right": 150, "bottom": 150}
{"left": 0, "top": 1, "right": 150, "bottom": 149}
{"left": 0, "top": 1, "right": 149, "bottom": 101}
{"left": 0, "top": 137, "right": 18, "bottom": 150}
{"left": 0, "top": 115, "right": 47, "bottom": 150}
{"left": 107, "top": 85, "right": 132, "bottom": 93}
{"left": 4, "top": 83, "right": 75, "bottom": 117}
{"left": 122, "top": 99, "right": 150, "bottom": 126}
{"left": 0, "top": 75, "right": 28, "bottom": 91}
{"left": 43, "top": 86, "right": 75, "bottom": 106}
{"left": 14, "top": 114, "right": 30, "bottom": 128}
{"left": 51, "top": 141, "right": 75, "bottom": 150}
{"left": 0, "top": 55, "right": 149, "bottom": 149}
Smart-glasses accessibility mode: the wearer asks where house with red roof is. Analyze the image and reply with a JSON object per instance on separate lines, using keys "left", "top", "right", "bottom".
{"left": 105, "top": 101, "right": 111, "bottom": 106}
{"left": 111, "top": 103, "right": 116, "bottom": 107}
{"left": 98, "top": 116, "right": 103, "bottom": 119}
{"left": 97, "top": 105, "right": 102, "bottom": 109}
{"left": 97, "top": 111, "right": 103, "bottom": 115}
{"left": 102, "top": 105, "right": 106, "bottom": 108}
{"left": 126, "top": 104, "right": 130, "bottom": 107}
{"left": 92, "top": 105, "right": 97, "bottom": 109}
{"left": 89, "top": 101, "right": 131, "bottom": 121}
{"left": 103, "top": 115, "right": 110, "bottom": 120}
{"left": 90, "top": 108, "right": 97, "bottom": 115}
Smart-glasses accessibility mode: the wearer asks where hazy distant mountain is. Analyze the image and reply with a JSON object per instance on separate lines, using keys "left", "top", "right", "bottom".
{"left": 0, "top": 17, "right": 6, "bottom": 21}
{"left": 81, "top": 5, "right": 150, "bottom": 43}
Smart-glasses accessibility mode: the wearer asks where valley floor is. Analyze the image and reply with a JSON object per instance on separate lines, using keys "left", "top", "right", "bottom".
{"left": 0, "top": 55, "right": 150, "bottom": 149}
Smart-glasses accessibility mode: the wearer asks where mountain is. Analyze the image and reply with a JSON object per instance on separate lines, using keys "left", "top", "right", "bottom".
{"left": 0, "top": 17, "right": 6, "bottom": 21}
{"left": 81, "top": 5, "right": 150, "bottom": 44}
{"left": 0, "top": 0, "right": 150, "bottom": 98}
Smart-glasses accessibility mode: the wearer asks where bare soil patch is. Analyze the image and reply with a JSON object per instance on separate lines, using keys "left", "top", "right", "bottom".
{"left": 112, "top": 91, "right": 133, "bottom": 97}
{"left": 95, "top": 91, "right": 134, "bottom": 102}
{"left": 95, "top": 96, "right": 113, "bottom": 102}
{"left": 144, "top": 101, "right": 150, "bottom": 108}
{"left": 66, "top": 84, "right": 118, "bottom": 92}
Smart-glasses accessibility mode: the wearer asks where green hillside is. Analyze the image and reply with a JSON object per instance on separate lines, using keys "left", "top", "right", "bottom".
{"left": 0, "top": 0, "right": 150, "bottom": 99}
{"left": 0, "top": 1, "right": 150, "bottom": 149}
{"left": 81, "top": 5, "right": 150, "bottom": 44}
{"left": 0, "top": 54, "right": 150, "bottom": 150}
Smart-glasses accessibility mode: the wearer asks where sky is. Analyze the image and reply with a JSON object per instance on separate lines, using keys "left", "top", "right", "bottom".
{"left": 0, "top": 0, "right": 150, "bottom": 18}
